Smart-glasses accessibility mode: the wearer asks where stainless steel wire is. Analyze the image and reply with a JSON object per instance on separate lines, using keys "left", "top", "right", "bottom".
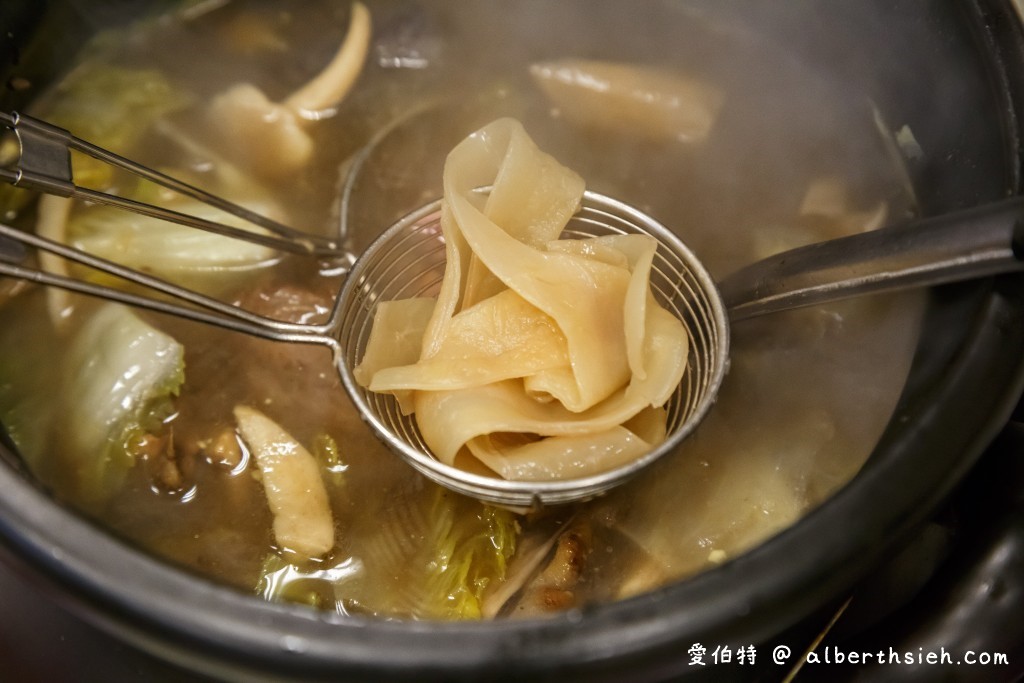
{"left": 334, "top": 192, "right": 730, "bottom": 506}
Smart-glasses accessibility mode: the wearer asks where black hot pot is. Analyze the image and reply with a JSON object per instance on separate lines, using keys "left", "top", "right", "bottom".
{"left": 0, "top": 1, "right": 1023, "bottom": 681}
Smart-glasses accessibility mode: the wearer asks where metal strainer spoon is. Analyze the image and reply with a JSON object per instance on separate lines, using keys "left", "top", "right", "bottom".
{"left": 332, "top": 191, "right": 1024, "bottom": 506}
{"left": 2, "top": 111, "right": 1023, "bottom": 506}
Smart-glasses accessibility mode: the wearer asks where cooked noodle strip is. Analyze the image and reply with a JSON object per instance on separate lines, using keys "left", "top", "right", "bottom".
{"left": 356, "top": 118, "right": 688, "bottom": 480}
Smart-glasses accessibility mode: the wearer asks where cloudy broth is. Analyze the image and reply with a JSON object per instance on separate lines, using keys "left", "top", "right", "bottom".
{"left": 0, "top": 0, "right": 923, "bottom": 618}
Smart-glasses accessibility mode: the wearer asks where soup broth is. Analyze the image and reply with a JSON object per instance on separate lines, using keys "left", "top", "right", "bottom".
{"left": 0, "top": 0, "right": 923, "bottom": 619}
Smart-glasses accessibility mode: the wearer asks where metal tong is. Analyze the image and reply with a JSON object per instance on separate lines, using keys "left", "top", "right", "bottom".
{"left": 0, "top": 111, "right": 347, "bottom": 257}
{"left": 0, "top": 111, "right": 353, "bottom": 343}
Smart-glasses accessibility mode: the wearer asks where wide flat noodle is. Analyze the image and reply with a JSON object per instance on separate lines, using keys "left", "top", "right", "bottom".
{"left": 466, "top": 428, "right": 653, "bottom": 481}
{"left": 466, "top": 404, "right": 668, "bottom": 481}
{"left": 355, "top": 118, "right": 689, "bottom": 481}
{"left": 354, "top": 297, "right": 435, "bottom": 413}
{"left": 413, "top": 302, "right": 687, "bottom": 466}
{"left": 369, "top": 290, "right": 568, "bottom": 393}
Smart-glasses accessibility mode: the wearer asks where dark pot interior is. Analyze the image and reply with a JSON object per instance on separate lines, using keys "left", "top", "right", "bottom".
{"left": 1, "top": 1, "right": 1023, "bottom": 681}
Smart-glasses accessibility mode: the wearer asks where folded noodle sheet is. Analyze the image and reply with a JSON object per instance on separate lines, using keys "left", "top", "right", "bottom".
{"left": 355, "top": 118, "right": 688, "bottom": 481}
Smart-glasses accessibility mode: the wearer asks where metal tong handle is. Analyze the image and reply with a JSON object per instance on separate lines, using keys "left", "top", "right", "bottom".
{"left": 0, "top": 220, "right": 343, "bottom": 348}
{"left": 0, "top": 111, "right": 349, "bottom": 259}
{"left": 0, "top": 110, "right": 352, "bottom": 348}
{"left": 718, "top": 196, "right": 1024, "bottom": 321}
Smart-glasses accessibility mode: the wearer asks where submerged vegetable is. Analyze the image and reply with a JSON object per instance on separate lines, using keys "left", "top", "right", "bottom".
{"left": 530, "top": 59, "right": 723, "bottom": 143}
{"left": 0, "top": 58, "right": 189, "bottom": 223}
{"left": 256, "top": 553, "right": 363, "bottom": 611}
{"left": 68, "top": 197, "right": 280, "bottom": 285}
{"left": 234, "top": 405, "right": 334, "bottom": 560}
{"left": 208, "top": 1, "right": 372, "bottom": 177}
{"left": 419, "top": 491, "right": 519, "bottom": 619}
{"left": 63, "top": 303, "right": 185, "bottom": 501}
{"left": 34, "top": 195, "right": 75, "bottom": 327}
{"left": 256, "top": 487, "right": 518, "bottom": 619}
{"left": 752, "top": 177, "right": 888, "bottom": 262}
{"left": 41, "top": 64, "right": 191, "bottom": 190}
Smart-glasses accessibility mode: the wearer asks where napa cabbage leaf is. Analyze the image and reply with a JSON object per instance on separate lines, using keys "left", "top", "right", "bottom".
{"left": 419, "top": 491, "right": 519, "bottom": 619}
{"left": 0, "top": 56, "right": 190, "bottom": 216}
{"left": 62, "top": 303, "right": 185, "bottom": 501}
{"left": 67, "top": 198, "right": 279, "bottom": 285}
{"left": 44, "top": 63, "right": 192, "bottom": 190}
{"left": 0, "top": 300, "right": 185, "bottom": 502}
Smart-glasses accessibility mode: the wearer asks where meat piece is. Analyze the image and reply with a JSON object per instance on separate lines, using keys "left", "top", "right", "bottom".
{"left": 506, "top": 520, "right": 593, "bottom": 617}
{"left": 135, "top": 430, "right": 191, "bottom": 494}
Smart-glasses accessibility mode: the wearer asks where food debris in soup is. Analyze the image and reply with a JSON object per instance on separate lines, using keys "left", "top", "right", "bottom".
{"left": 0, "top": 0, "right": 923, "bottom": 619}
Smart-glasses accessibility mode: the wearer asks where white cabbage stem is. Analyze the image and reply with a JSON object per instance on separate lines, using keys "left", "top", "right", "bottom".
{"left": 35, "top": 194, "right": 74, "bottom": 329}
{"left": 234, "top": 405, "right": 335, "bottom": 559}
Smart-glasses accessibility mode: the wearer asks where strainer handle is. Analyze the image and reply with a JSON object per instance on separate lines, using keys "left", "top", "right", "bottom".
{"left": 718, "top": 195, "right": 1024, "bottom": 321}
